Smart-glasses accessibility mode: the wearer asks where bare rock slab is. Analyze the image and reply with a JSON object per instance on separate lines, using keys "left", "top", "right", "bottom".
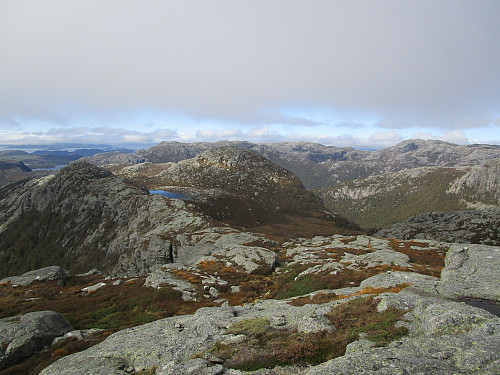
{"left": 438, "top": 244, "right": 500, "bottom": 301}
{"left": 0, "top": 266, "right": 66, "bottom": 287}
{"left": 0, "top": 311, "right": 73, "bottom": 369}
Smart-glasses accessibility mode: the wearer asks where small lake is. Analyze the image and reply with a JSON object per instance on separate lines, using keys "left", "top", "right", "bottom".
{"left": 32, "top": 165, "right": 67, "bottom": 171}
{"left": 149, "top": 190, "right": 191, "bottom": 200}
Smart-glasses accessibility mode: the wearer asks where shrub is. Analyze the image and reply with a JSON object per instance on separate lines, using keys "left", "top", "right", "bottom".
{"left": 207, "top": 296, "right": 408, "bottom": 371}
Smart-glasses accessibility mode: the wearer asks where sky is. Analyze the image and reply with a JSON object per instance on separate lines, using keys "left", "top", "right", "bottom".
{"left": 1, "top": 1, "right": 500, "bottom": 150}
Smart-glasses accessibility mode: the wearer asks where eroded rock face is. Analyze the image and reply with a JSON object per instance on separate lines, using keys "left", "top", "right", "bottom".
{"left": 438, "top": 244, "right": 500, "bottom": 301}
{"left": 0, "top": 311, "right": 73, "bottom": 370}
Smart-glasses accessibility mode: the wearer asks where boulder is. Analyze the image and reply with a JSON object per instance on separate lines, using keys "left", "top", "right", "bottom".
{"left": 0, "top": 266, "right": 66, "bottom": 287}
{"left": 307, "top": 320, "right": 500, "bottom": 374}
{"left": 208, "top": 244, "right": 278, "bottom": 274}
{"left": 81, "top": 282, "right": 107, "bottom": 293}
{"left": 342, "top": 249, "right": 410, "bottom": 268}
{"left": 438, "top": 244, "right": 500, "bottom": 301}
{"left": 144, "top": 269, "right": 198, "bottom": 301}
{"left": 360, "top": 271, "right": 440, "bottom": 294}
{"left": 0, "top": 311, "right": 73, "bottom": 369}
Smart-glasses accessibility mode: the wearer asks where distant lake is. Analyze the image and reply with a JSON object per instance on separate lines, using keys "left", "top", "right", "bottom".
{"left": 149, "top": 190, "right": 191, "bottom": 200}
{"left": 32, "top": 165, "right": 67, "bottom": 171}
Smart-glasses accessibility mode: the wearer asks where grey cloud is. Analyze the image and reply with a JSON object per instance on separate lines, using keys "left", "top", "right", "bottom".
{"left": 0, "top": 1, "right": 499, "bottom": 131}
{"left": 0, "top": 127, "right": 178, "bottom": 145}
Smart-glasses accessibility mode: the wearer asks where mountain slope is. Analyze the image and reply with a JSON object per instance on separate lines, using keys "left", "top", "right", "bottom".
{"left": 316, "top": 167, "right": 470, "bottom": 230}
{"left": 108, "top": 146, "right": 358, "bottom": 231}
{"left": 0, "top": 161, "right": 210, "bottom": 278}
{"left": 317, "top": 158, "right": 500, "bottom": 231}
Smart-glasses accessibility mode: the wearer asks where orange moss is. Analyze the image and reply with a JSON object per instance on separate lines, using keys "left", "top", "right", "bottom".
{"left": 171, "top": 269, "right": 202, "bottom": 284}
{"left": 334, "top": 284, "right": 410, "bottom": 300}
{"left": 289, "top": 292, "right": 338, "bottom": 306}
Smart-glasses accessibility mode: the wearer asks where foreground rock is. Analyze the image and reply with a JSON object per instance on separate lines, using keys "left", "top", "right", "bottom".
{"left": 438, "top": 244, "right": 500, "bottom": 301}
{"left": 0, "top": 266, "right": 66, "bottom": 287}
{"left": 0, "top": 311, "right": 73, "bottom": 370}
{"left": 39, "top": 240, "right": 500, "bottom": 375}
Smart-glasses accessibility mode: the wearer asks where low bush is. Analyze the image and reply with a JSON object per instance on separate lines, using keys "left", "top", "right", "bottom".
{"left": 206, "top": 296, "right": 408, "bottom": 371}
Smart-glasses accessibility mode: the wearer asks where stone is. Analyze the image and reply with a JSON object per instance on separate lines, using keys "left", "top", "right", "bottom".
{"left": 342, "top": 249, "right": 410, "bottom": 268}
{"left": 210, "top": 244, "right": 278, "bottom": 274}
{"left": 360, "top": 271, "right": 440, "bottom": 295}
{"left": 81, "top": 282, "right": 107, "bottom": 293}
{"left": 416, "top": 301, "right": 497, "bottom": 336}
{"left": 438, "top": 244, "right": 500, "bottom": 301}
{"left": 144, "top": 269, "right": 198, "bottom": 301}
{"left": 1, "top": 266, "right": 66, "bottom": 287}
{"left": 0, "top": 311, "right": 73, "bottom": 370}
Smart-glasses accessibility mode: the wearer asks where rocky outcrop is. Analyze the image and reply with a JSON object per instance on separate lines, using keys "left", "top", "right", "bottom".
{"left": 197, "top": 244, "right": 278, "bottom": 274}
{"left": 0, "top": 266, "right": 66, "bottom": 287}
{"left": 0, "top": 161, "right": 210, "bottom": 278}
{"left": 438, "top": 244, "right": 500, "bottom": 301}
{"left": 448, "top": 158, "right": 500, "bottom": 204}
{"left": 375, "top": 208, "right": 500, "bottom": 246}
{"left": 0, "top": 311, "right": 73, "bottom": 370}
{"left": 39, "top": 262, "right": 500, "bottom": 375}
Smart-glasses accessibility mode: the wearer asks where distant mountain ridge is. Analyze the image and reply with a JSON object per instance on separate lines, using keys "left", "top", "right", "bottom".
{"left": 84, "top": 139, "right": 500, "bottom": 189}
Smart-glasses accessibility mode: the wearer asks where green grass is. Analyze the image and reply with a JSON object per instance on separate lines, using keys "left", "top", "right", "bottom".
{"left": 316, "top": 167, "right": 469, "bottom": 230}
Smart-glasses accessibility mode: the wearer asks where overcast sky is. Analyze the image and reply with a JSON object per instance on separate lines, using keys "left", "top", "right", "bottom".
{"left": 1, "top": 0, "right": 500, "bottom": 149}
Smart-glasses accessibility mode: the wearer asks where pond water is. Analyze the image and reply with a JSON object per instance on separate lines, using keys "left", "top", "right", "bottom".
{"left": 32, "top": 165, "right": 67, "bottom": 171}
{"left": 461, "top": 298, "right": 500, "bottom": 317}
{"left": 149, "top": 190, "right": 191, "bottom": 200}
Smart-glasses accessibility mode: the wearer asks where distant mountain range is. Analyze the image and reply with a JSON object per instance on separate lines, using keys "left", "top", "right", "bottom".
{"left": 2, "top": 139, "right": 500, "bottom": 240}
{"left": 84, "top": 139, "right": 500, "bottom": 188}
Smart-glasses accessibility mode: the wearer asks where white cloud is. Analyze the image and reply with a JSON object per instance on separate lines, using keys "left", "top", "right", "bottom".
{"left": 439, "top": 130, "right": 469, "bottom": 145}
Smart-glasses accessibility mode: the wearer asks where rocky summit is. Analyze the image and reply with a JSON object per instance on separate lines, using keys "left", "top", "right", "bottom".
{"left": 1, "top": 139, "right": 500, "bottom": 374}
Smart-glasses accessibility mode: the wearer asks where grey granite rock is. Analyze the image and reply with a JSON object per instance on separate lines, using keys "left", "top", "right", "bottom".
{"left": 360, "top": 271, "right": 440, "bottom": 295}
{"left": 0, "top": 266, "right": 66, "bottom": 287}
{"left": 0, "top": 311, "right": 73, "bottom": 370}
{"left": 342, "top": 249, "right": 410, "bottom": 268}
{"left": 438, "top": 244, "right": 500, "bottom": 301}
{"left": 306, "top": 318, "right": 500, "bottom": 374}
{"left": 144, "top": 269, "right": 198, "bottom": 301}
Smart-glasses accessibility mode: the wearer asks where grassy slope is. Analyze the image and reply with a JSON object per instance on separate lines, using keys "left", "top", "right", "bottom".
{"left": 316, "top": 168, "right": 470, "bottom": 231}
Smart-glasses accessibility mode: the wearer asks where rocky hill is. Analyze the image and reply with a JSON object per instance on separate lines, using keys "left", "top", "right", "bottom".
{"left": 107, "top": 146, "right": 357, "bottom": 231}
{"left": 0, "top": 160, "right": 32, "bottom": 186}
{"left": 85, "top": 139, "right": 500, "bottom": 188}
{"left": 0, "top": 161, "right": 211, "bottom": 278}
